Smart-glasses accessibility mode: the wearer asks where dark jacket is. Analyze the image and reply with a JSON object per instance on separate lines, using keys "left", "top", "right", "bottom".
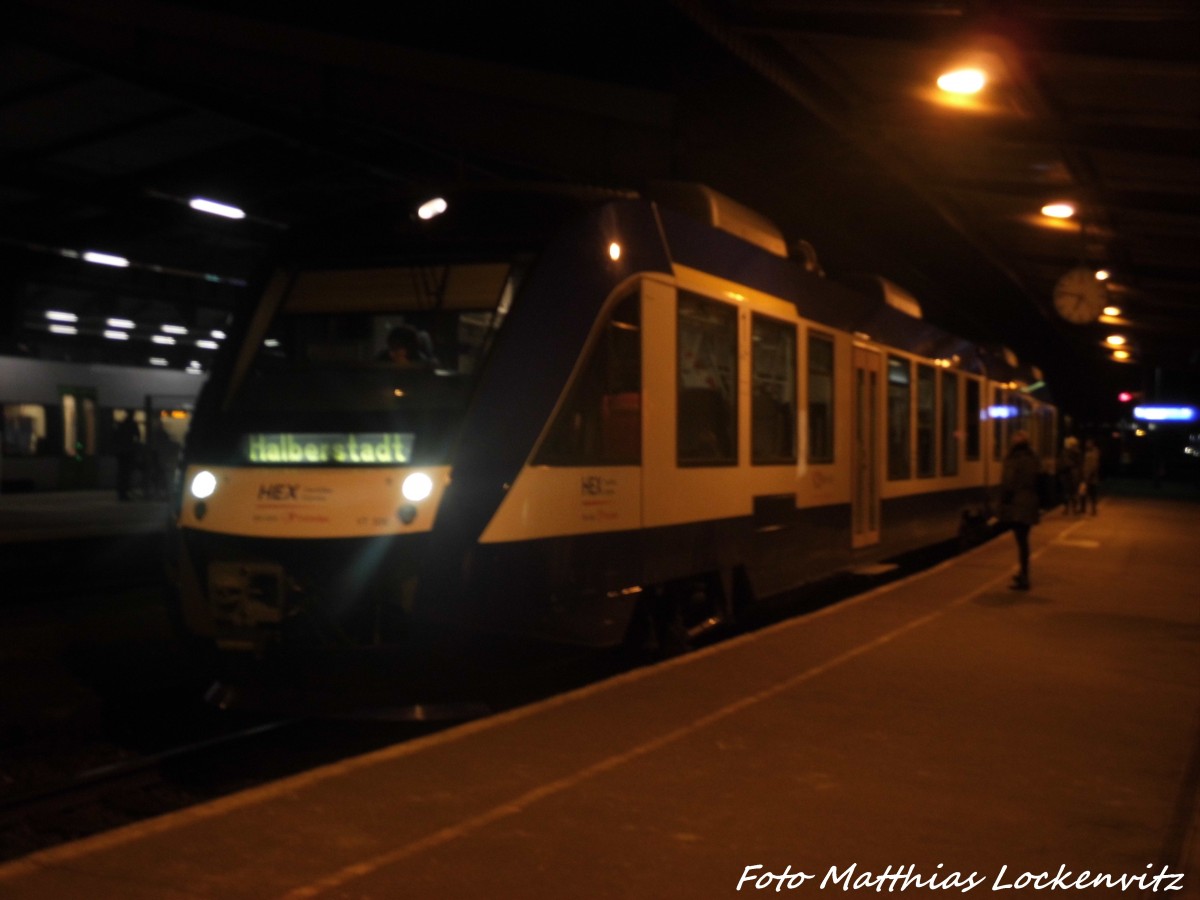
{"left": 1000, "top": 442, "right": 1041, "bottom": 525}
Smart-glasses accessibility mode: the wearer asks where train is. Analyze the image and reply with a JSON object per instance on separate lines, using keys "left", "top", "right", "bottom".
{"left": 0, "top": 355, "right": 201, "bottom": 494}
{"left": 166, "top": 182, "right": 1058, "bottom": 658}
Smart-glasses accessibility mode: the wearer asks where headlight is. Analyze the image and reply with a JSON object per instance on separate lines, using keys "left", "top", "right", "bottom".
{"left": 401, "top": 472, "right": 433, "bottom": 502}
{"left": 190, "top": 470, "right": 217, "bottom": 499}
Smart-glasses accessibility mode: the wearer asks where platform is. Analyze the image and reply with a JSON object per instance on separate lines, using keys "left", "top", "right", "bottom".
{"left": 1, "top": 491, "right": 1198, "bottom": 898}
{"left": 0, "top": 490, "right": 169, "bottom": 544}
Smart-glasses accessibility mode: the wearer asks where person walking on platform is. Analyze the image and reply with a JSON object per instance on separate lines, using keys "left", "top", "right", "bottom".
{"left": 1000, "top": 430, "right": 1040, "bottom": 591}
{"left": 1058, "top": 436, "right": 1083, "bottom": 515}
{"left": 1082, "top": 437, "right": 1101, "bottom": 516}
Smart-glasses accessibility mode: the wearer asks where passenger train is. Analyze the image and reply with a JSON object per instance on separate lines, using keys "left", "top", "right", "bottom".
{"left": 0, "top": 355, "right": 201, "bottom": 493}
{"left": 167, "top": 183, "right": 1057, "bottom": 657}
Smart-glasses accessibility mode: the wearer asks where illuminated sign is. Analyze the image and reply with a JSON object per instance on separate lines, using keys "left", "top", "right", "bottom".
{"left": 1132, "top": 406, "right": 1197, "bottom": 422}
{"left": 986, "top": 405, "right": 1018, "bottom": 420}
{"left": 246, "top": 433, "right": 414, "bottom": 464}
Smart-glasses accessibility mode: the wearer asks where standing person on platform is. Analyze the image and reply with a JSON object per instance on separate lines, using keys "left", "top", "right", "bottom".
{"left": 1082, "top": 437, "right": 1101, "bottom": 516}
{"left": 1058, "top": 436, "right": 1083, "bottom": 515}
{"left": 112, "top": 414, "right": 140, "bottom": 502}
{"left": 1000, "top": 430, "right": 1040, "bottom": 591}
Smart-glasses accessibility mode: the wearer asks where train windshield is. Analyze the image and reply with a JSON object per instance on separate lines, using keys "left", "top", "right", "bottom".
{"left": 220, "top": 263, "right": 516, "bottom": 464}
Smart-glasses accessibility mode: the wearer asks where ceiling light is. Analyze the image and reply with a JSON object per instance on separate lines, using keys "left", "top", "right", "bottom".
{"left": 195, "top": 339, "right": 219, "bottom": 349}
{"left": 1103, "top": 306, "right": 1121, "bottom": 317}
{"left": 82, "top": 251, "right": 130, "bottom": 268}
{"left": 106, "top": 317, "right": 135, "bottom": 329}
{"left": 152, "top": 335, "right": 176, "bottom": 345}
{"left": 45, "top": 310, "right": 78, "bottom": 323}
{"left": 937, "top": 68, "right": 987, "bottom": 95}
{"left": 103, "top": 330, "right": 130, "bottom": 341}
{"left": 417, "top": 197, "right": 448, "bottom": 220}
{"left": 49, "top": 324, "right": 78, "bottom": 335}
{"left": 1041, "top": 203, "right": 1075, "bottom": 219}
{"left": 1094, "top": 269, "right": 1110, "bottom": 281}
{"left": 188, "top": 197, "right": 246, "bottom": 219}
{"left": 1105, "top": 335, "right": 1126, "bottom": 346}
{"left": 161, "top": 324, "right": 189, "bottom": 335}
{"left": 1112, "top": 350, "right": 1130, "bottom": 360}
{"left": 149, "top": 357, "right": 169, "bottom": 366}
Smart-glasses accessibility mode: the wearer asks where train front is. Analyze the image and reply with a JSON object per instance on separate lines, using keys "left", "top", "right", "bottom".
{"left": 168, "top": 200, "right": 528, "bottom": 654}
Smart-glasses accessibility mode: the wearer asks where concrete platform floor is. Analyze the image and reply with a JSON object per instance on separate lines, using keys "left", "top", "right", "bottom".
{"left": 1, "top": 491, "right": 1197, "bottom": 898}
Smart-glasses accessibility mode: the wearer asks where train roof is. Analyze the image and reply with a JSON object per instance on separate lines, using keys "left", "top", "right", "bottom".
{"left": 272, "top": 182, "right": 1051, "bottom": 397}
{"left": 653, "top": 191, "right": 1050, "bottom": 396}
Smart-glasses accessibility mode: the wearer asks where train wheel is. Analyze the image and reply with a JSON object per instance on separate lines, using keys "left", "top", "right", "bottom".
{"left": 627, "top": 573, "right": 728, "bottom": 659}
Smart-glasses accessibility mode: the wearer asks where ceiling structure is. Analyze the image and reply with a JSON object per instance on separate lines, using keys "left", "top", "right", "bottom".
{"left": 4, "top": 0, "right": 1198, "bottom": 421}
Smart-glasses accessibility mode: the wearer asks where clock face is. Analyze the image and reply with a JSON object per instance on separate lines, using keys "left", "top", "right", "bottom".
{"left": 1053, "top": 267, "right": 1107, "bottom": 324}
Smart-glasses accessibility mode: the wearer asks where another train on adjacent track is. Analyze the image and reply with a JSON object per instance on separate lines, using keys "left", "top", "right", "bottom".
{"left": 0, "top": 356, "right": 201, "bottom": 494}
{"left": 168, "top": 183, "right": 1058, "bottom": 657}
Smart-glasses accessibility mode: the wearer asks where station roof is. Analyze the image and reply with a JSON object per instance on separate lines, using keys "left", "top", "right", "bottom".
{"left": 4, "top": 0, "right": 1197, "bottom": 420}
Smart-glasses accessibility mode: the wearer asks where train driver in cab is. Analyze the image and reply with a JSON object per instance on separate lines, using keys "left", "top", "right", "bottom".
{"left": 382, "top": 324, "right": 434, "bottom": 368}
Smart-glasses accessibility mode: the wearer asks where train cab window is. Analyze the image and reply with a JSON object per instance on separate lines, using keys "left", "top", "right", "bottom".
{"left": 751, "top": 314, "right": 797, "bottom": 465}
{"left": 2, "top": 404, "right": 47, "bottom": 456}
{"left": 964, "top": 378, "right": 981, "bottom": 461}
{"left": 941, "top": 371, "right": 959, "bottom": 476}
{"left": 916, "top": 364, "right": 936, "bottom": 477}
{"left": 537, "top": 293, "right": 641, "bottom": 466}
{"left": 678, "top": 292, "right": 737, "bottom": 466}
{"left": 886, "top": 355, "right": 911, "bottom": 480}
{"left": 806, "top": 331, "right": 835, "bottom": 464}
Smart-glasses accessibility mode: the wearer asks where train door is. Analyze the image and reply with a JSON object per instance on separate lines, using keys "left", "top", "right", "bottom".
{"left": 57, "top": 386, "right": 98, "bottom": 489}
{"left": 851, "top": 346, "right": 881, "bottom": 548}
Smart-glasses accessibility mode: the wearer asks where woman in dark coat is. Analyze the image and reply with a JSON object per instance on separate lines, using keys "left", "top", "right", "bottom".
{"left": 1000, "top": 430, "right": 1041, "bottom": 590}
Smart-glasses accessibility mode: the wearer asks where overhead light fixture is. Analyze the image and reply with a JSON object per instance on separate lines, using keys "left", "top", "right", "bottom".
{"left": 149, "top": 357, "right": 169, "bottom": 366}
{"left": 1094, "top": 269, "right": 1110, "bottom": 281}
{"left": 82, "top": 251, "right": 130, "bottom": 268}
{"left": 188, "top": 197, "right": 246, "bottom": 219}
{"left": 416, "top": 197, "right": 448, "bottom": 220}
{"left": 161, "top": 324, "right": 189, "bottom": 335}
{"left": 103, "top": 330, "right": 131, "bottom": 341}
{"left": 1105, "top": 335, "right": 1126, "bottom": 346}
{"left": 1112, "top": 350, "right": 1131, "bottom": 360}
{"left": 49, "top": 324, "right": 78, "bottom": 335}
{"left": 195, "top": 339, "right": 219, "bottom": 349}
{"left": 45, "top": 310, "right": 78, "bottom": 323}
{"left": 1103, "top": 306, "right": 1121, "bottom": 317}
{"left": 106, "top": 317, "right": 135, "bottom": 329}
{"left": 1041, "top": 203, "right": 1075, "bottom": 219}
{"left": 152, "top": 335, "right": 177, "bottom": 345}
{"left": 937, "top": 68, "right": 987, "bottom": 95}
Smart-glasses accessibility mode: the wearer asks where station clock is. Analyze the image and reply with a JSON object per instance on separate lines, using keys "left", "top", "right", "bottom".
{"left": 1052, "top": 267, "right": 1107, "bottom": 324}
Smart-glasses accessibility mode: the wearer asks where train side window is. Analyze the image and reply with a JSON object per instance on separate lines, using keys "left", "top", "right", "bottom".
{"left": 536, "top": 293, "right": 641, "bottom": 466}
{"left": 678, "top": 292, "right": 738, "bottom": 466}
{"left": 806, "top": 331, "right": 835, "bottom": 464}
{"left": 964, "top": 378, "right": 981, "bottom": 461}
{"left": 751, "top": 314, "right": 797, "bottom": 465}
{"left": 916, "top": 363, "right": 937, "bottom": 477}
{"left": 1, "top": 404, "right": 47, "bottom": 456}
{"left": 941, "top": 371, "right": 959, "bottom": 476}
{"left": 886, "top": 355, "right": 911, "bottom": 480}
